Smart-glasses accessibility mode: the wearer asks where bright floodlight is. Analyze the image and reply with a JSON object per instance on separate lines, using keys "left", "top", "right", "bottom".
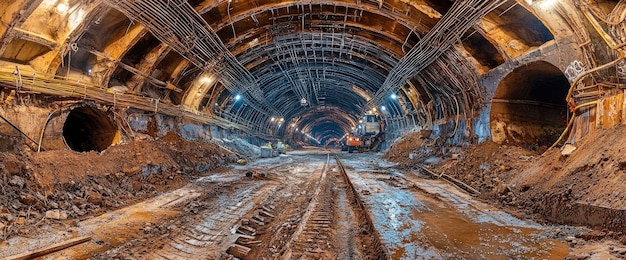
{"left": 539, "top": 0, "right": 557, "bottom": 8}
{"left": 56, "top": 3, "right": 69, "bottom": 13}
{"left": 390, "top": 93, "right": 398, "bottom": 99}
{"left": 234, "top": 94, "right": 241, "bottom": 101}
{"left": 381, "top": 105, "right": 386, "bottom": 111}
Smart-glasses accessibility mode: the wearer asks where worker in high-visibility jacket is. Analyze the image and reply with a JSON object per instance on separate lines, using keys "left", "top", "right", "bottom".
{"left": 266, "top": 142, "right": 273, "bottom": 149}
{"left": 276, "top": 141, "right": 284, "bottom": 154}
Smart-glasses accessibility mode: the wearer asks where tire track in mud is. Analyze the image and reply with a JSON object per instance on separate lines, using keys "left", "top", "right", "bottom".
{"left": 280, "top": 155, "right": 334, "bottom": 259}
{"left": 143, "top": 180, "right": 278, "bottom": 259}
{"left": 334, "top": 155, "right": 389, "bottom": 259}
{"left": 279, "top": 155, "right": 387, "bottom": 259}
{"left": 234, "top": 154, "right": 387, "bottom": 259}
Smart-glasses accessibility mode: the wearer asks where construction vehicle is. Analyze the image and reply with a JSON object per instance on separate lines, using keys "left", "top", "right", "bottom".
{"left": 345, "top": 112, "right": 385, "bottom": 153}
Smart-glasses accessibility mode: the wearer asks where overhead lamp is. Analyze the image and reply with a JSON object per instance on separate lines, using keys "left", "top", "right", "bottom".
{"left": 279, "top": 118, "right": 284, "bottom": 122}
{"left": 381, "top": 105, "right": 387, "bottom": 111}
{"left": 539, "top": 0, "right": 557, "bottom": 8}
{"left": 199, "top": 75, "right": 214, "bottom": 85}
{"left": 271, "top": 117, "right": 276, "bottom": 122}
{"left": 372, "top": 107, "right": 377, "bottom": 112}
{"left": 359, "top": 120, "right": 363, "bottom": 123}
{"left": 291, "top": 123, "right": 296, "bottom": 127}
{"left": 234, "top": 94, "right": 241, "bottom": 101}
{"left": 56, "top": 3, "right": 69, "bottom": 13}
{"left": 390, "top": 93, "right": 398, "bottom": 99}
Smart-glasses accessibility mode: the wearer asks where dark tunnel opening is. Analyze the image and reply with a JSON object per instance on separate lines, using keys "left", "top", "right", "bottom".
{"left": 63, "top": 107, "right": 119, "bottom": 152}
{"left": 490, "top": 61, "right": 569, "bottom": 151}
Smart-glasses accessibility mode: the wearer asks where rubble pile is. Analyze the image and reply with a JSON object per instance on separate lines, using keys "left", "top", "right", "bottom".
{"left": 383, "top": 131, "right": 427, "bottom": 165}
{"left": 385, "top": 124, "right": 626, "bottom": 237}
{"left": 0, "top": 133, "right": 239, "bottom": 240}
{"left": 219, "top": 137, "right": 261, "bottom": 159}
{"left": 511, "top": 125, "right": 626, "bottom": 232}
{"left": 433, "top": 141, "right": 537, "bottom": 205}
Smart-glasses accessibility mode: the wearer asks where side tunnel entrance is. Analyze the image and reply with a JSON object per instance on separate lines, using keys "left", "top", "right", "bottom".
{"left": 490, "top": 61, "right": 569, "bottom": 151}
{"left": 63, "top": 106, "right": 119, "bottom": 152}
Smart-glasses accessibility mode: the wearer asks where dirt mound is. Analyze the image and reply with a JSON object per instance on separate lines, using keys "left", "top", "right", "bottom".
{"left": 156, "top": 132, "right": 238, "bottom": 173}
{"left": 383, "top": 131, "right": 428, "bottom": 165}
{"left": 510, "top": 125, "right": 626, "bottom": 231}
{"left": 0, "top": 132, "right": 238, "bottom": 240}
{"left": 430, "top": 125, "right": 626, "bottom": 235}
{"left": 433, "top": 141, "right": 537, "bottom": 203}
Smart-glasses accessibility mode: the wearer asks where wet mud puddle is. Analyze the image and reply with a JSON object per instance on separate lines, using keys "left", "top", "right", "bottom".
{"left": 346, "top": 170, "right": 569, "bottom": 259}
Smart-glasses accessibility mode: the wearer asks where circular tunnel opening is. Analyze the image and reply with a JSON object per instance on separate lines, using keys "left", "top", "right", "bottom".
{"left": 490, "top": 61, "right": 570, "bottom": 151}
{"left": 63, "top": 106, "right": 119, "bottom": 152}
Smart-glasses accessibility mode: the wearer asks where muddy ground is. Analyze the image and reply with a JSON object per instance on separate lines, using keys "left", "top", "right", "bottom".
{"left": 0, "top": 132, "right": 238, "bottom": 241}
{"left": 384, "top": 125, "right": 626, "bottom": 258}
{"left": 4, "top": 125, "right": 626, "bottom": 259}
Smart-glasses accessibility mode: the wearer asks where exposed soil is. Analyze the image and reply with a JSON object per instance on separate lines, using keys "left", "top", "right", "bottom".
{"left": 0, "top": 132, "right": 238, "bottom": 241}
{"left": 383, "top": 131, "right": 428, "bottom": 165}
{"left": 384, "top": 125, "right": 626, "bottom": 258}
{"left": 6, "top": 124, "right": 626, "bottom": 258}
{"left": 40, "top": 152, "right": 384, "bottom": 260}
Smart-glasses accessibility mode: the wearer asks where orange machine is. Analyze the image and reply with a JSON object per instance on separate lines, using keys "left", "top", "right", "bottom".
{"left": 346, "top": 112, "right": 384, "bottom": 153}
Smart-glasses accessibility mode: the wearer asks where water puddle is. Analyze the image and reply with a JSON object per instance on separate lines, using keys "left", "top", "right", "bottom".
{"left": 346, "top": 169, "right": 570, "bottom": 259}
{"left": 411, "top": 203, "right": 569, "bottom": 259}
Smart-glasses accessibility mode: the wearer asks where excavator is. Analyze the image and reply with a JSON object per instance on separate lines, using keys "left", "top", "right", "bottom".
{"left": 345, "top": 112, "right": 385, "bottom": 153}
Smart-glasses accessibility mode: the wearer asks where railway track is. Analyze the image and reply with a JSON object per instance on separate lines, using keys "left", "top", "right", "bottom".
{"left": 272, "top": 154, "right": 388, "bottom": 259}
{"left": 24, "top": 153, "right": 389, "bottom": 259}
{"left": 280, "top": 155, "right": 333, "bottom": 259}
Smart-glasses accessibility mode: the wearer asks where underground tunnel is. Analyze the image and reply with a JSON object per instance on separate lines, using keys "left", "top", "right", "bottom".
{"left": 490, "top": 61, "right": 570, "bottom": 151}
{"left": 63, "top": 106, "right": 119, "bottom": 152}
{"left": 0, "top": 0, "right": 625, "bottom": 259}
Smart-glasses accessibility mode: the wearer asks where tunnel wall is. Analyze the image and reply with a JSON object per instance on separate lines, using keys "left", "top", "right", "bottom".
{"left": 0, "top": 104, "right": 53, "bottom": 153}
{"left": 480, "top": 41, "right": 580, "bottom": 144}
{"left": 127, "top": 112, "right": 266, "bottom": 148}
{"left": 0, "top": 100, "right": 122, "bottom": 153}
{"left": 569, "top": 91, "right": 626, "bottom": 145}
{"left": 41, "top": 111, "right": 70, "bottom": 150}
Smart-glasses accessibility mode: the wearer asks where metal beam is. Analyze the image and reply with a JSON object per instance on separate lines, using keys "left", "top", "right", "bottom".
{"left": 366, "top": 0, "right": 507, "bottom": 108}
{"left": 102, "top": 0, "right": 281, "bottom": 121}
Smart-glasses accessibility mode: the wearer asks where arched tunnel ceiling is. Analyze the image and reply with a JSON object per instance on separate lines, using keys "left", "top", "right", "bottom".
{"left": 0, "top": 0, "right": 563, "bottom": 141}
